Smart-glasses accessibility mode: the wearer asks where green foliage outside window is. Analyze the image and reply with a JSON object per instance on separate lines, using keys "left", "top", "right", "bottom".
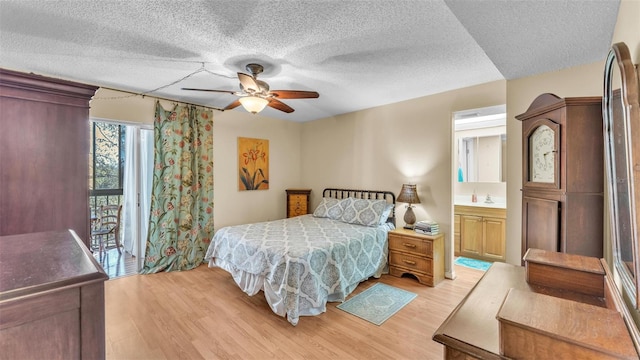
{"left": 89, "top": 121, "right": 125, "bottom": 212}
{"left": 90, "top": 122, "right": 125, "bottom": 190}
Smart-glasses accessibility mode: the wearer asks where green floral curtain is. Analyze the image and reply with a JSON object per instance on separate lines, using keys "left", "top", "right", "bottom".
{"left": 140, "top": 102, "right": 214, "bottom": 273}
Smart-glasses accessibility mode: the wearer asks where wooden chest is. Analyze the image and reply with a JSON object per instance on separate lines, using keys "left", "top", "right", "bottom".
{"left": 286, "top": 189, "right": 311, "bottom": 218}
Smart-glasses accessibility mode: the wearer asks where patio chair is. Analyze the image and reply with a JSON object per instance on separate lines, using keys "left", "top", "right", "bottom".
{"left": 91, "top": 204, "right": 122, "bottom": 254}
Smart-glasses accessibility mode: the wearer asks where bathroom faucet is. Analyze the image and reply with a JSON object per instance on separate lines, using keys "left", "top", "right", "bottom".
{"left": 484, "top": 194, "right": 494, "bottom": 204}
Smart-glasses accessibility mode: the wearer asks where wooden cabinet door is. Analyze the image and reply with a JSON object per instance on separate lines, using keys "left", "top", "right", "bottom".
{"left": 0, "top": 69, "right": 97, "bottom": 244}
{"left": 522, "top": 196, "right": 559, "bottom": 257}
{"left": 454, "top": 214, "right": 461, "bottom": 256}
{"left": 461, "top": 215, "right": 483, "bottom": 257}
{"left": 483, "top": 217, "right": 506, "bottom": 261}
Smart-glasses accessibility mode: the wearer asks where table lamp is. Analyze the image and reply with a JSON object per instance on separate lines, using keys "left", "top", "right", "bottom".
{"left": 397, "top": 184, "right": 421, "bottom": 229}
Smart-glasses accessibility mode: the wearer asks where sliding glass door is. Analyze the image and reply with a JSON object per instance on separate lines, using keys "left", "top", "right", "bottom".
{"left": 90, "top": 119, "right": 152, "bottom": 275}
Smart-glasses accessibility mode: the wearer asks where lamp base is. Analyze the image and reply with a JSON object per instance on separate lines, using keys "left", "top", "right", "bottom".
{"left": 403, "top": 205, "right": 416, "bottom": 230}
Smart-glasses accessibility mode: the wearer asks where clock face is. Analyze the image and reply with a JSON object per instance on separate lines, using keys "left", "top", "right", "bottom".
{"left": 529, "top": 125, "right": 556, "bottom": 183}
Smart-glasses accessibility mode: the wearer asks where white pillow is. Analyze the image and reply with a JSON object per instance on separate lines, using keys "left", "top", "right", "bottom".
{"left": 339, "top": 198, "right": 389, "bottom": 227}
{"left": 313, "top": 197, "right": 344, "bottom": 219}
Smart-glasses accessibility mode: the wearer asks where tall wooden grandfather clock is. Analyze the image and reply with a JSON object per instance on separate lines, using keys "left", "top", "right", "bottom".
{"left": 517, "top": 93, "right": 603, "bottom": 263}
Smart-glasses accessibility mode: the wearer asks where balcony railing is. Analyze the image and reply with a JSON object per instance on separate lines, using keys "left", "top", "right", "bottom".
{"left": 89, "top": 190, "right": 123, "bottom": 216}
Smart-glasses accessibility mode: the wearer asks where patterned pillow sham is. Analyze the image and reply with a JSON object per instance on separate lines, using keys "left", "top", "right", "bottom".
{"left": 312, "top": 197, "right": 344, "bottom": 220}
{"left": 378, "top": 203, "right": 394, "bottom": 225}
{"left": 339, "top": 198, "right": 389, "bottom": 227}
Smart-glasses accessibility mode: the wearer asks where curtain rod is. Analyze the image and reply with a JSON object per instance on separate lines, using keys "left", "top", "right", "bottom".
{"left": 94, "top": 85, "right": 226, "bottom": 112}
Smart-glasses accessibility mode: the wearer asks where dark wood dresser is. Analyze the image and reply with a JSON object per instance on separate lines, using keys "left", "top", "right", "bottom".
{"left": 0, "top": 230, "right": 108, "bottom": 359}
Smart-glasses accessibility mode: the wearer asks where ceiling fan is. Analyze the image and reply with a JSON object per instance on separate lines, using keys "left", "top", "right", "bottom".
{"left": 182, "top": 63, "right": 319, "bottom": 114}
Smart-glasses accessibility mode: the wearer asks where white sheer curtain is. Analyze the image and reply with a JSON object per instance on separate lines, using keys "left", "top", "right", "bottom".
{"left": 122, "top": 129, "right": 137, "bottom": 256}
{"left": 139, "top": 129, "right": 153, "bottom": 262}
{"left": 122, "top": 126, "right": 153, "bottom": 260}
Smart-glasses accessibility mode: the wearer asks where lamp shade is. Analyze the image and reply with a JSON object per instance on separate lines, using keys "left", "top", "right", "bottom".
{"left": 397, "top": 184, "right": 420, "bottom": 204}
{"left": 239, "top": 96, "right": 269, "bottom": 114}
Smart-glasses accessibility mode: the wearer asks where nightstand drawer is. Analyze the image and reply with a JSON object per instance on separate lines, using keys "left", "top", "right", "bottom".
{"left": 389, "top": 251, "right": 432, "bottom": 275}
{"left": 388, "top": 234, "right": 432, "bottom": 257}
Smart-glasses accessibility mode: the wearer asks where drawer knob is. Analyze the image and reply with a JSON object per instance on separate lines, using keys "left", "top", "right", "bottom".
{"left": 403, "top": 259, "right": 416, "bottom": 265}
{"left": 403, "top": 243, "right": 417, "bottom": 248}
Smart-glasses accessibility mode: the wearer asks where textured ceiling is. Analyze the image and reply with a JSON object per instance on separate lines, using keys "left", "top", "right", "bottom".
{"left": 0, "top": 1, "right": 620, "bottom": 122}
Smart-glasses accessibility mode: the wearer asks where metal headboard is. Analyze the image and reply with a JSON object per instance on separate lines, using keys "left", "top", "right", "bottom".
{"left": 322, "top": 188, "right": 396, "bottom": 226}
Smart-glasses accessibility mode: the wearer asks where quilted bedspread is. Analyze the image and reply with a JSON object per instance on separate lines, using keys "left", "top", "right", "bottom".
{"left": 205, "top": 214, "right": 392, "bottom": 325}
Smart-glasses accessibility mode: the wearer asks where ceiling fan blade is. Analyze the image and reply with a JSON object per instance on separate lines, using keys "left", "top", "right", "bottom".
{"left": 267, "top": 98, "right": 294, "bottom": 113}
{"left": 181, "top": 88, "right": 236, "bottom": 95}
{"left": 237, "top": 73, "right": 259, "bottom": 92}
{"left": 224, "top": 99, "right": 242, "bottom": 110}
{"left": 270, "top": 90, "right": 319, "bottom": 99}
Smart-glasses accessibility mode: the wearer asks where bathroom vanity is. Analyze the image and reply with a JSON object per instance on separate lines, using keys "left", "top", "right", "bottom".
{"left": 454, "top": 199, "right": 506, "bottom": 262}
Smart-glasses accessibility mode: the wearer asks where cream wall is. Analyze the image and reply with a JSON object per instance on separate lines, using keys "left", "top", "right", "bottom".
{"left": 87, "top": 0, "right": 638, "bottom": 276}
{"left": 212, "top": 110, "right": 303, "bottom": 229}
{"left": 90, "top": 88, "right": 303, "bottom": 231}
{"left": 612, "top": 0, "right": 640, "bottom": 60}
{"left": 505, "top": 62, "right": 605, "bottom": 264}
{"left": 300, "top": 0, "right": 639, "bottom": 274}
{"left": 505, "top": 0, "right": 639, "bottom": 265}
{"left": 300, "top": 80, "right": 507, "bottom": 278}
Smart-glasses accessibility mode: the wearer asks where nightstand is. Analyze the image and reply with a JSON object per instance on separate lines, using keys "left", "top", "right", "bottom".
{"left": 286, "top": 189, "right": 311, "bottom": 218}
{"left": 388, "top": 228, "right": 444, "bottom": 286}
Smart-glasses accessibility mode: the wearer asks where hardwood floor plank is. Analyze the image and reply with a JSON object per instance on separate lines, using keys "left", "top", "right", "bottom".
{"left": 94, "top": 247, "right": 138, "bottom": 279}
{"left": 105, "top": 264, "right": 484, "bottom": 359}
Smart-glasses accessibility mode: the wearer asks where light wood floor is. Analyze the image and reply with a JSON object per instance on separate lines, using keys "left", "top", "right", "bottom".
{"left": 105, "top": 264, "right": 484, "bottom": 359}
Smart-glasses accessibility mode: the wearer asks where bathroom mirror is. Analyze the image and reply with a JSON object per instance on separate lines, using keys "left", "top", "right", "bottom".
{"left": 603, "top": 42, "right": 640, "bottom": 309}
{"left": 455, "top": 106, "right": 506, "bottom": 183}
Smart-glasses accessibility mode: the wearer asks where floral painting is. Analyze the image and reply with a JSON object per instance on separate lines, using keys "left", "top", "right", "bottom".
{"left": 238, "top": 137, "right": 269, "bottom": 191}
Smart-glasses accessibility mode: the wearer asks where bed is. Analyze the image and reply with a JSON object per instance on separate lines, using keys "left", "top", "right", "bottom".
{"left": 205, "top": 188, "right": 396, "bottom": 325}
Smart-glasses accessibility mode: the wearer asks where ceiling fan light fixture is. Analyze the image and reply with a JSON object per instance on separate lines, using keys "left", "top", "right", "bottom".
{"left": 239, "top": 96, "right": 269, "bottom": 114}
{"left": 182, "top": 63, "right": 318, "bottom": 114}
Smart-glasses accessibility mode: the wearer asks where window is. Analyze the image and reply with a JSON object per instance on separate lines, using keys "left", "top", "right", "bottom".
{"left": 89, "top": 121, "right": 126, "bottom": 211}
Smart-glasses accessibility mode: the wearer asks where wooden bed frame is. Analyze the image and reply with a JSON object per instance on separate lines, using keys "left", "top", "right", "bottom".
{"left": 322, "top": 188, "right": 396, "bottom": 226}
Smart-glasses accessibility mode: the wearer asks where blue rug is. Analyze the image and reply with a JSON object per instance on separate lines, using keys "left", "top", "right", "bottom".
{"left": 454, "top": 257, "right": 492, "bottom": 271}
{"left": 337, "top": 283, "right": 417, "bottom": 325}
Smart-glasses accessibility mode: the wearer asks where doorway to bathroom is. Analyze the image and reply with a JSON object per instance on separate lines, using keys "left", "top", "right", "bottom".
{"left": 452, "top": 105, "right": 508, "bottom": 264}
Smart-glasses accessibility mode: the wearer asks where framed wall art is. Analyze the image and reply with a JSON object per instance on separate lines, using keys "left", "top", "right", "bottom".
{"left": 238, "top": 137, "right": 269, "bottom": 191}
